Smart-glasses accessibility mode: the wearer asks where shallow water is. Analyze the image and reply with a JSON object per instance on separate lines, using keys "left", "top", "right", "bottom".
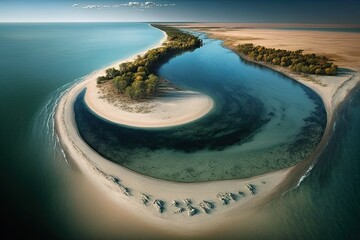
{"left": 74, "top": 33, "right": 326, "bottom": 182}
{"left": 1, "top": 23, "right": 359, "bottom": 239}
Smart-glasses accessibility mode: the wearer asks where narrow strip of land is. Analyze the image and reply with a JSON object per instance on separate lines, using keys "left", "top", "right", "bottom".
{"left": 55, "top": 25, "right": 360, "bottom": 235}
{"left": 84, "top": 25, "right": 213, "bottom": 128}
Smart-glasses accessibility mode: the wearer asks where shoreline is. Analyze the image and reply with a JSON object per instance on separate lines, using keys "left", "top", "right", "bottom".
{"left": 83, "top": 24, "right": 214, "bottom": 128}
{"left": 208, "top": 30, "right": 360, "bottom": 192}
{"left": 54, "top": 25, "right": 359, "bottom": 235}
{"left": 85, "top": 79, "right": 214, "bottom": 128}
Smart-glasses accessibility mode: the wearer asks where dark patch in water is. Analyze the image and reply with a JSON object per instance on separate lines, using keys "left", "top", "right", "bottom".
{"left": 287, "top": 87, "right": 327, "bottom": 156}
{"left": 74, "top": 89, "right": 269, "bottom": 154}
{"left": 73, "top": 34, "right": 327, "bottom": 181}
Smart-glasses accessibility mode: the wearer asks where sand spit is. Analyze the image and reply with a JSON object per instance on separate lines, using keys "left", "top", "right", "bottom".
{"left": 55, "top": 25, "right": 359, "bottom": 235}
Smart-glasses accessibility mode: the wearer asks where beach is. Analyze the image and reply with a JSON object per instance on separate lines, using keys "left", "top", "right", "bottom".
{"left": 85, "top": 77, "right": 214, "bottom": 128}
{"left": 55, "top": 25, "right": 360, "bottom": 235}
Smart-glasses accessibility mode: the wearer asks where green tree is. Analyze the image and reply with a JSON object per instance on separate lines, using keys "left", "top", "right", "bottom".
{"left": 295, "top": 62, "right": 304, "bottom": 73}
{"left": 145, "top": 74, "right": 159, "bottom": 95}
{"left": 134, "top": 75, "right": 144, "bottom": 82}
{"left": 97, "top": 76, "right": 108, "bottom": 84}
{"left": 125, "top": 86, "right": 135, "bottom": 99}
{"left": 119, "top": 62, "right": 129, "bottom": 73}
{"left": 113, "top": 75, "right": 129, "bottom": 94}
{"left": 315, "top": 68, "right": 323, "bottom": 75}
{"left": 132, "top": 80, "right": 146, "bottom": 99}
{"left": 98, "top": 25, "right": 204, "bottom": 99}
{"left": 106, "top": 68, "right": 119, "bottom": 79}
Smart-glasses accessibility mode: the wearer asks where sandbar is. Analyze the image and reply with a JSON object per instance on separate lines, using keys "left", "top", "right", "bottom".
{"left": 55, "top": 24, "right": 360, "bottom": 236}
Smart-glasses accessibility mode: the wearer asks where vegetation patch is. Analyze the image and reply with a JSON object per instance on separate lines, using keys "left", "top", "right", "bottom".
{"left": 237, "top": 43, "right": 338, "bottom": 75}
{"left": 97, "top": 25, "right": 202, "bottom": 100}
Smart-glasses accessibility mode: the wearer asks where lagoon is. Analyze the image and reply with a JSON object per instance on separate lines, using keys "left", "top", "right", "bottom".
{"left": 74, "top": 32, "right": 326, "bottom": 182}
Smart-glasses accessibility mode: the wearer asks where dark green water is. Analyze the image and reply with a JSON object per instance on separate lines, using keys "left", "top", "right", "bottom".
{"left": 258, "top": 87, "right": 360, "bottom": 240}
{"left": 0, "top": 23, "right": 359, "bottom": 239}
{"left": 74, "top": 33, "right": 325, "bottom": 182}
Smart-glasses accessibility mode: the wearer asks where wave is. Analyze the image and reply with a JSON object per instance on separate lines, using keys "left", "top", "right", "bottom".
{"left": 31, "top": 76, "right": 86, "bottom": 167}
{"left": 281, "top": 161, "right": 317, "bottom": 196}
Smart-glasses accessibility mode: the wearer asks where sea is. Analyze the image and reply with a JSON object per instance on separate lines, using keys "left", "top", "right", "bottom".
{"left": 0, "top": 23, "right": 359, "bottom": 239}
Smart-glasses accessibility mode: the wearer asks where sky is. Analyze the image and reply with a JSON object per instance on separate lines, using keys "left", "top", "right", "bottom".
{"left": 0, "top": 0, "right": 359, "bottom": 23}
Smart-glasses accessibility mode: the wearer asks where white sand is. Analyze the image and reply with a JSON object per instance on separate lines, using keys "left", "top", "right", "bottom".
{"left": 73, "top": 25, "right": 214, "bottom": 128}
{"left": 85, "top": 78, "right": 214, "bottom": 128}
{"left": 55, "top": 25, "right": 360, "bottom": 235}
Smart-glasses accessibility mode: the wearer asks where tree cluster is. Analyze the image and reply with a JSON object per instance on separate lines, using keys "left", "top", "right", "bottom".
{"left": 237, "top": 43, "right": 338, "bottom": 75}
{"left": 97, "top": 25, "right": 202, "bottom": 99}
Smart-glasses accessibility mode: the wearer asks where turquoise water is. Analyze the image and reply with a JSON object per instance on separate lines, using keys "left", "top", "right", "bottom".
{"left": 0, "top": 23, "right": 164, "bottom": 237}
{"left": 0, "top": 23, "right": 359, "bottom": 239}
{"left": 75, "top": 33, "right": 326, "bottom": 182}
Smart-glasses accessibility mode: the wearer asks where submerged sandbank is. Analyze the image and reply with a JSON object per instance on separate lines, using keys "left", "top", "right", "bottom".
{"left": 55, "top": 25, "right": 360, "bottom": 235}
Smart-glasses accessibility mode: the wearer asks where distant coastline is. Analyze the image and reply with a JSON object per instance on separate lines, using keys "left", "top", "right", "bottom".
{"left": 54, "top": 24, "right": 360, "bottom": 235}
{"left": 179, "top": 24, "right": 360, "bottom": 190}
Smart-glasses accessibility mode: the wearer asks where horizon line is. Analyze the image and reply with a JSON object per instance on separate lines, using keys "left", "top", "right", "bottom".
{"left": 0, "top": 21, "right": 359, "bottom": 27}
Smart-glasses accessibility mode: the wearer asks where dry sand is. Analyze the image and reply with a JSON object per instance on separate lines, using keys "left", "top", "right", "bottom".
{"left": 177, "top": 24, "right": 360, "bottom": 70}
{"left": 85, "top": 77, "right": 214, "bottom": 128}
{"left": 55, "top": 24, "right": 360, "bottom": 235}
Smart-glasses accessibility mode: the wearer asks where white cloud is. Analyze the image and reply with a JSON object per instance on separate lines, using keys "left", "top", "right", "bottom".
{"left": 145, "top": 2, "right": 156, "bottom": 6}
{"left": 72, "top": 1, "right": 175, "bottom": 10}
{"left": 128, "top": 2, "right": 140, "bottom": 6}
{"left": 82, "top": 5, "right": 97, "bottom": 9}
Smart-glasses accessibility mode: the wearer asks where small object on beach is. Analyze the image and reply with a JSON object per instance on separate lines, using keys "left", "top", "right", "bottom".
{"left": 104, "top": 175, "right": 129, "bottom": 196}
{"left": 198, "top": 201, "right": 211, "bottom": 214}
{"left": 182, "top": 198, "right": 192, "bottom": 206}
{"left": 245, "top": 183, "right": 256, "bottom": 195}
{"left": 227, "top": 192, "right": 236, "bottom": 201}
{"left": 203, "top": 200, "right": 213, "bottom": 209}
{"left": 173, "top": 207, "right": 183, "bottom": 214}
{"left": 118, "top": 183, "right": 130, "bottom": 196}
{"left": 216, "top": 193, "right": 228, "bottom": 205}
{"left": 140, "top": 193, "right": 150, "bottom": 205}
{"left": 187, "top": 205, "right": 197, "bottom": 216}
{"left": 106, "top": 175, "right": 118, "bottom": 183}
{"left": 170, "top": 200, "right": 178, "bottom": 207}
{"left": 153, "top": 199, "right": 164, "bottom": 213}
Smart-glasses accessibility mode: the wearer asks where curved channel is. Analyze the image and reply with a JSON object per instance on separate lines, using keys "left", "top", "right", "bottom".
{"left": 74, "top": 32, "right": 326, "bottom": 182}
